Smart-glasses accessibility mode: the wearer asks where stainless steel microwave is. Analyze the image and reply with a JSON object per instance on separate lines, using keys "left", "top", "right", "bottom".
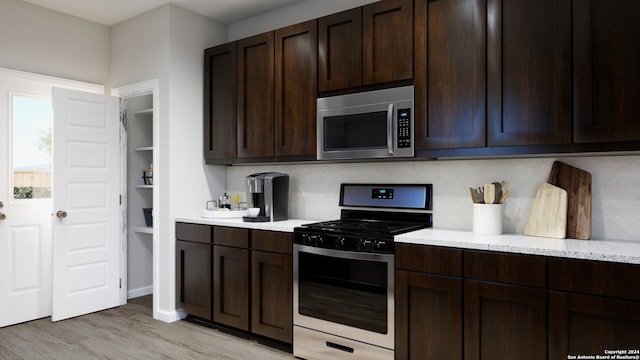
{"left": 317, "top": 85, "right": 414, "bottom": 160}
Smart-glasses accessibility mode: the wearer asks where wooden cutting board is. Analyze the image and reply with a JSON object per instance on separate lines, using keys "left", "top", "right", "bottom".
{"left": 547, "top": 161, "right": 592, "bottom": 240}
{"left": 525, "top": 182, "right": 568, "bottom": 239}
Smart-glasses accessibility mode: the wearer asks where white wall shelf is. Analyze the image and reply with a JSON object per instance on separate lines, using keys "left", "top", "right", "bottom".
{"left": 135, "top": 108, "right": 153, "bottom": 116}
{"left": 134, "top": 226, "right": 153, "bottom": 235}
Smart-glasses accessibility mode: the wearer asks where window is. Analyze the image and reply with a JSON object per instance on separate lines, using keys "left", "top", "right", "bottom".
{"left": 11, "top": 94, "right": 52, "bottom": 200}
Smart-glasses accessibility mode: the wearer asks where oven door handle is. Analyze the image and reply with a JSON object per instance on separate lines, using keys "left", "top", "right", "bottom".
{"left": 294, "top": 243, "right": 394, "bottom": 263}
{"left": 386, "top": 103, "right": 394, "bottom": 155}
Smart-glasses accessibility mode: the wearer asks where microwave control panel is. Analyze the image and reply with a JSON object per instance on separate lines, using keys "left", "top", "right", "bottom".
{"left": 397, "top": 108, "right": 411, "bottom": 148}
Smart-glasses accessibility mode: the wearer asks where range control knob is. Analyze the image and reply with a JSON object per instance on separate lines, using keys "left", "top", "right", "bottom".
{"left": 301, "top": 233, "right": 310, "bottom": 244}
{"left": 309, "top": 234, "right": 323, "bottom": 246}
{"left": 336, "top": 237, "right": 346, "bottom": 249}
{"left": 359, "top": 239, "right": 372, "bottom": 251}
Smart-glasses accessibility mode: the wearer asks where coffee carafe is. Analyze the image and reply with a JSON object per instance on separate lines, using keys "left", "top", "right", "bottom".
{"left": 244, "top": 172, "right": 289, "bottom": 222}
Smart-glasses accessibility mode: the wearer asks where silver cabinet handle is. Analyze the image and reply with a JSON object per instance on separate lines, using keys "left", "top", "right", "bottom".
{"left": 387, "top": 103, "right": 394, "bottom": 155}
{"left": 56, "top": 210, "right": 68, "bottom": 219}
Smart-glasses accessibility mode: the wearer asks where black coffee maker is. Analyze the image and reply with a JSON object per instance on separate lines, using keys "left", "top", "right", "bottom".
{"left": 244, "top": 172, "right": 289, "bottom": 222}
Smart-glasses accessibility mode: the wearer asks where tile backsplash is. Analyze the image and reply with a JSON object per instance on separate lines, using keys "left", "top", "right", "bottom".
{"left": 226, "top": 155, "right": 640, "bottom": 242}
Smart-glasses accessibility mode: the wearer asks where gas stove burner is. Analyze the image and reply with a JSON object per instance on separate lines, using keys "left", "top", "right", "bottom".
{"left": 294, "top": 184, "right": 432, "bottom": 254}
{"left": 303, "top": 218, "right": 428, "bottom": 236}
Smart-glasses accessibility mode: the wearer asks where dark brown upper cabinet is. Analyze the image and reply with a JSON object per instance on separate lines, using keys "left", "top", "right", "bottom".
{"left": 275, "top": 20, "right": 318, "bottom": 158}
{"left": 487, "top": 0, "right": 572, "bottom": 146}
{"left": 204, "top": 43, "right": 237, "bottom": 162}
{"left": 318, "top": 0, "right": 413, "bottom": 93}
{"left": 318, "top": 9, "right": 362, "bottom": 92}
{"left": 237, "top": 32, "right": 275, "bottom": 159}
{"left": 414, "top": 0, "right": 486, "bottom": 150}
{"left": 363, "top": 0, "right": 413, "bottom": 85}
{"left": 573, "top": 0, "right": 640, "bottom": 143}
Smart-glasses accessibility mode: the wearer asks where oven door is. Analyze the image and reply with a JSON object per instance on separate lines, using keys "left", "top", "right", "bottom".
{"left": 293, "top": 244, "right": 394, "bottom": 350}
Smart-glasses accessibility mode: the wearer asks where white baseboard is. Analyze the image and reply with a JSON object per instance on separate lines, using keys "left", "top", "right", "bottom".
{"left": 155, "top": 308, "right": 182, "bottom": 323}
{"left": 127, "top": 285, "right": 153, "bottom": 299}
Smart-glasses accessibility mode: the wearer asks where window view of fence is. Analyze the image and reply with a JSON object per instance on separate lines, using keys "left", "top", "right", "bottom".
{"left": 12, "top": 95, "right": 52, "bottom": 199}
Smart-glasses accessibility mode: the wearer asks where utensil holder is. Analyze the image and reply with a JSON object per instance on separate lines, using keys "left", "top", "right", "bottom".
{"left": 473, "top": 203, "right": 503, "bottom": 235}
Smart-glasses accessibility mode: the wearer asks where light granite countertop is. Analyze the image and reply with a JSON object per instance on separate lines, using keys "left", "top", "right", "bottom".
{"left": 395, "top": 229, "right": 640, "bottom": 265}
{"left": 175, "top": 217, "right": 317, "bottom": 233}
{"left": 175, "top": 217, "right": 640, "bottom": 265}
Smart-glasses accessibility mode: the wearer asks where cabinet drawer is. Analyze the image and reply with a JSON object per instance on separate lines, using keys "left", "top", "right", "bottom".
{"left": 549, "top": 257, "right": 640, "bottom": 301}
{"left": 213, "top": 226, "right": 249, "bottom": 248}
{"left": 251, "top": 230, "right": 292, "bottom": 254}
{"left": 464, "top": 250, "right": 546, "bottom": 287}
{"left": 396, "top": 243, "right": 462, "bottom": 276}
{"left": 176, "top": 222, "right": 212, "bottom": 244}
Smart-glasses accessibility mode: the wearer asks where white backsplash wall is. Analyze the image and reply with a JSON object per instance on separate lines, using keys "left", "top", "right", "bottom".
{"left": 226, "top": 155, "right": 640, "bottom": 242}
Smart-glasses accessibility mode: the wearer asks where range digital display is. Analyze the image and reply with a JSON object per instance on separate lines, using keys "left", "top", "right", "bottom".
{"left": 340, "top": 184, "right": 432, "bottom": 210}
{"left": 372, "top": 188, "right": 394, "bottom": 200}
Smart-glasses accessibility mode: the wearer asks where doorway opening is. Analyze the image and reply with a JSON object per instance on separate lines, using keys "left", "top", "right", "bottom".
{"left": 112, "top": 80, "right": 159, "bottom": 319}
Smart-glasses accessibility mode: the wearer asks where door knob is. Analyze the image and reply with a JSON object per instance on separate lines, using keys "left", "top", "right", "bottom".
{"left": 0, "top": 200, "right": 4, "bottom": 208}
{"left": 0, "top": 212, "right": 5, "bottom": 220}
{"left": 56, "top": 210, "right": 68, "bottom": 219}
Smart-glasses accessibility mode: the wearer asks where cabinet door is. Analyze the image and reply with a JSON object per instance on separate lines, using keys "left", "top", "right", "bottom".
{"left": 275, "top": 20, "right": 317, "bottom": 158}
{"left": 213, "top": 245, "right": 249, "bottom": 330}
{"left": 237, "top": 32, "right": 275, "bottom": 159}
{"left": 175, "top": 240, "right": 212, "bottom": 320}
{"left": 574, "top": 0, "right": 640, "bottom": 143}
{"left": 204, "top": 43, "right": 237, "bottom": 162}
{"left": 464, "top": 281, "right": 546, "bottom": 360}
{"left": 362, "top": 0, "right": 413, "bottom": 85}
{"left": 414, "top": 0, "right": 486, "bottom": 150}
{"left": 396, "top": 270, "right": 462, "bottom": 360}
{"left": 318, "top": 8, "right": 362, "bottom": 92}
{"left": 487, "top": 0, "right": 571, "bottom": 146}
{"left": 251, "top": 250, "right": 292, "bottom": 343}
{"left": 549, "top": 291, "right": 640, "bottom": 358}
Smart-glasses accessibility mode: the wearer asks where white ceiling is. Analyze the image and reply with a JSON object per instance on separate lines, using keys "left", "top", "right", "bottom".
{"left": 20, "top": 0, "right": 306, "bottom": 26}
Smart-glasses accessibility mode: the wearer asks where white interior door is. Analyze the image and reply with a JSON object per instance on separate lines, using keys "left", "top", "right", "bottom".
{"left": 0, "top": 74, "right": 53, "bottom": 327}
{"left": 51, "top": 87, "right": 120, "bottom": 321}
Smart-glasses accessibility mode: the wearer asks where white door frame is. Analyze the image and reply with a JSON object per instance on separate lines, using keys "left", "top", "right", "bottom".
{"left": 111, "top": 80, "right": 159, "bottom": 314}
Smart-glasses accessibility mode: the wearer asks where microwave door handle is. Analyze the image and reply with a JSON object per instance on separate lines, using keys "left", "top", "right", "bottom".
{"left": 387, "top": 103, "right": 394, "bottom": 155}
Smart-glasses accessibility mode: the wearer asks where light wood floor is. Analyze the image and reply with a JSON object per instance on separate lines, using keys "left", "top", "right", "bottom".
{"left": 0, "top": 296, "right": 294, "bottom": 359}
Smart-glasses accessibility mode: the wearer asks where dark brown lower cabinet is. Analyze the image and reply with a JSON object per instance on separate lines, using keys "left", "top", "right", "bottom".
{"left": 397, "top": 244, "right": 640, "bottom": 360}
{"left": 175, "top": 222, "right": 213, "bottom": 321}
{"left": 464, "top": 280, "right": 547, "bottom": 360}
{"left": 395, "top": 270, "right": 462, "bottom": 360}
{"left": 251, "top": 250, "right": 292, "bottom": 343}
{"left": 549, "top": 291, "right": 640, "bottom": 358}
{"left": 178, "top": 224, "right": 293, "bottom": 345}
{"left": 175, "top": 240, "right": 212, "bottom": 320}
{"left": 250, "top": 230, "right": 293, "bottom": 343}
{"left": 213, "top": 244, "right": 250, "bottom": 331}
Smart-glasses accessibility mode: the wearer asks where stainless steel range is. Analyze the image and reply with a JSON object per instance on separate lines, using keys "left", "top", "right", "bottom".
{"left": 293, "top": 183, "right": 433, "bottom": 360}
